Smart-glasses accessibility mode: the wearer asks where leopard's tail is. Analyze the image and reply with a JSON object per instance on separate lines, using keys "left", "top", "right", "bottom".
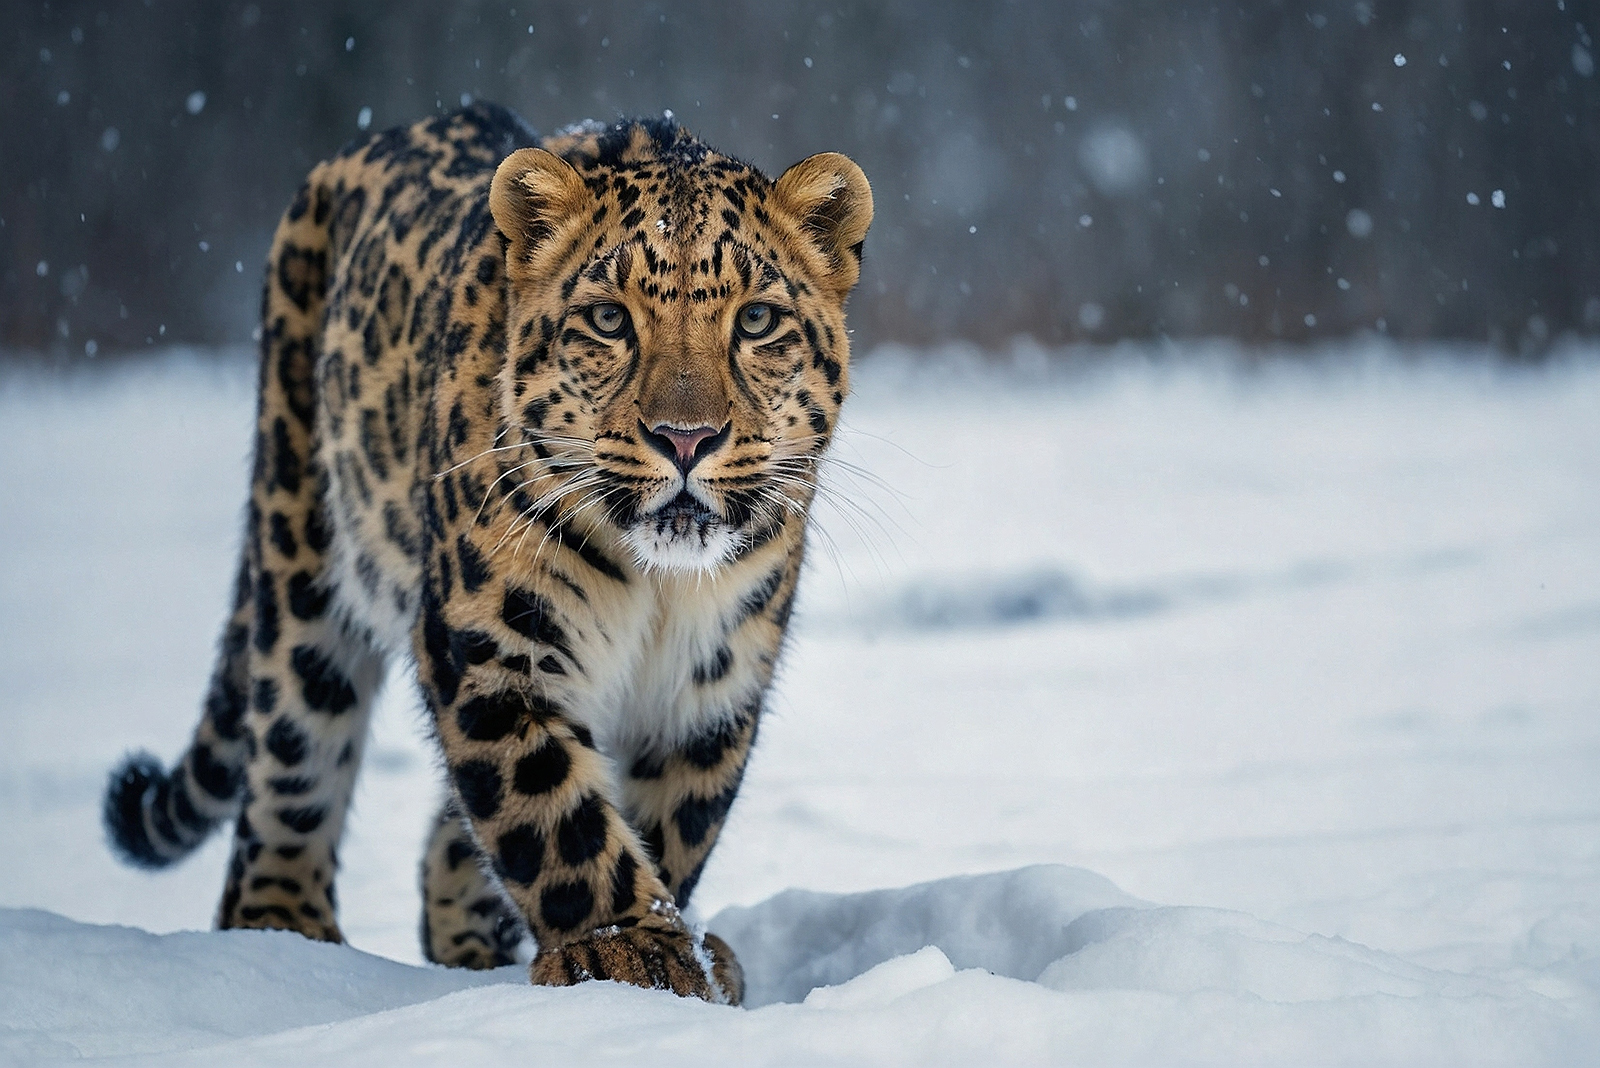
{"left": 104, "top": 559, "right": 256, "bottom": 868}
{"left": 105, "top": 162, "right": 339, "bottom": 870}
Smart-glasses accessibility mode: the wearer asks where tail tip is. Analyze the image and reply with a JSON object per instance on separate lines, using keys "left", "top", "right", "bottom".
{"left": 104, "top": 752, "right": 176, "bottom": 869}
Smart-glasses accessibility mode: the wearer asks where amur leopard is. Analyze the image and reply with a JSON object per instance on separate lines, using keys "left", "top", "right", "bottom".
{"left": 102, "top": 101, "right": 872, "bottom": 1004}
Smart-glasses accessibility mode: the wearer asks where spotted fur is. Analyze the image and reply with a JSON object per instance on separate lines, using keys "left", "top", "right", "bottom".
{"left": 103, "top": 103, "right": 871, "bottom": 1003}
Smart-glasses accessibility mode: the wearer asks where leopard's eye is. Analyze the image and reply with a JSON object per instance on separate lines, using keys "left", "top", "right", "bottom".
{"left": 735, "top": 302, "right": 777, "bottom": 340}
{"left": 586, "top": 302, "right": 630, "bottom": 338}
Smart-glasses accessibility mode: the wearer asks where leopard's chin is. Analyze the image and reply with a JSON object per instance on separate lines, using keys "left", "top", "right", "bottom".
{"left": 619, "top": 492, "right": 743, "bottom": 574}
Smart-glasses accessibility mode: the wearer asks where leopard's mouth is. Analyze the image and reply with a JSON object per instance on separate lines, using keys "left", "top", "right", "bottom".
{"left": 655, "top": 489, "right": 717, "bottom": 532}
{"left": 619, "top": 489, "right": 742, "bottom": 573}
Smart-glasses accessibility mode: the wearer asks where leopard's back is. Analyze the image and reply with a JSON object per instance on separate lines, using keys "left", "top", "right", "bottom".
{"left": 296, "top": 104, "right": 538, "bottom": 654}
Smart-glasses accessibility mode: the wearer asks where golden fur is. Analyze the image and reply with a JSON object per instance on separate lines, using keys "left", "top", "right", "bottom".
{"left": 104, "top": 103, "right": 871, "bottom": 1003}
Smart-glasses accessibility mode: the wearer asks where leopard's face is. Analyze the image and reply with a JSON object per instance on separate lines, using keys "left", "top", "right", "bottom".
{"left": 490, "top": 122, "right": 872, "bottom": 573}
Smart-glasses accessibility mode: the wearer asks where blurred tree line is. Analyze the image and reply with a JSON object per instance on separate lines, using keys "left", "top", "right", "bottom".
{"left": 3, "top": 0, "right": 1596, "bottom": 357}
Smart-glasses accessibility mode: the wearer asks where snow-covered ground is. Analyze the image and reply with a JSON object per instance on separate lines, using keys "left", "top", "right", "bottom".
{"left": 2, "top": 343, "right": 1597, "bottom": 1065}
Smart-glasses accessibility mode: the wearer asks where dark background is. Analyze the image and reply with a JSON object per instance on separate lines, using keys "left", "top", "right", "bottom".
{"left": 4, "top": 0, "right": 1597, "bottom": 358}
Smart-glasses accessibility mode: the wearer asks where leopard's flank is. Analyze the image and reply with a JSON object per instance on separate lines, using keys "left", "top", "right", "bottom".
{"left": 103, "top": 102, "right": 871, "bottom": 1004}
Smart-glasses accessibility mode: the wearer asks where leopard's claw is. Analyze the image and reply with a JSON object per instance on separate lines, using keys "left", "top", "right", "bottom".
{"left": 531, "top": 922, "right": 743, "bottom": 1005}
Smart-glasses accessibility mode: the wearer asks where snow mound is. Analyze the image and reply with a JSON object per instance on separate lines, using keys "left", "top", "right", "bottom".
{"left": 848, "top": 565, "right": 1166, "bottom": 630}
{"left": 1041, "top": 905, "right": 1506, "bottom": 1002}
{"left": 6, "top": 866, "right": 1592, "bottom": 1067}
{"left": 802, "top": 945, "right": 958, "bottom": 1009}
{"left": 829, "top": 556, "right": 1422, "bottom": 634}
{"left": 0, "top": 907, "right": 513, "bottom": 1060}
{"left": 712, "top": 864, "right": 1138, "bottom": 1005}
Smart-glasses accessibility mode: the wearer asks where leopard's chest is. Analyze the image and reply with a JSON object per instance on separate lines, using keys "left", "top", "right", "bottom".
{"left": 560, "top": 566, "right": 771, "bottom": 762}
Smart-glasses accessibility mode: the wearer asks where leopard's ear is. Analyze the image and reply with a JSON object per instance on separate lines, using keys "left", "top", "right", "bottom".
{"left": 490, "top": 148, "right": 594, "bottom": 284}
{"left": 772, "top": 152, "right": 874, "bottom": 295}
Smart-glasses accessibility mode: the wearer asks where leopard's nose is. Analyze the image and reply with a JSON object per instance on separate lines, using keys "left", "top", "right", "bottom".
{"left": 641, "top": 420, "right": 730, "bottom": 475}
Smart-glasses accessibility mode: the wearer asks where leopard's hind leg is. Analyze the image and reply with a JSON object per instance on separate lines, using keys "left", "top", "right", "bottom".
{"left": 214, "top": 169, "right": 387, "bottom": 942}
{"left": 419, "top": 800, "right": 525, "bottom": 968}
{"left": 220, "top": 548, "right": 383, "bottom": 943}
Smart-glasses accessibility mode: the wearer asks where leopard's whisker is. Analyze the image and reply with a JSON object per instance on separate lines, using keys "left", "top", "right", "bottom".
{"left": 490, "top": 472, "right": 606, "bottom": 557}
{"left": 511, "top": 476, "right": 613, "bottom": 563}
{"left": 471, "top": 458, "right": 549, "bottom": 525}
{"left": 433, "top": 437, "right": 552, "bottom": 478}
{"left": 518, "top": 481, "right": 613, "bottom": 564}
{"left": 496, "top": 471, "right": 607, "bottom": 546}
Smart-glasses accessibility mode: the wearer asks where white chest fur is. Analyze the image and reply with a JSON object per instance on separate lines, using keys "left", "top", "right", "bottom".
{"left": 565, "top": 565, "right": 771, "bottom": 760}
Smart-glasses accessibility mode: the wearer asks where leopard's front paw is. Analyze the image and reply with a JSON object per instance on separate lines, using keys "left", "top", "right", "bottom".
{"left": 530, "top": 920, "right": 744, "bottom": 1004}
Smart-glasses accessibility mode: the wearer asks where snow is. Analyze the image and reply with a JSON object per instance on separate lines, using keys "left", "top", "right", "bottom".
{"left": 2, "top": 343, "right": 1598, "bottom": 1065}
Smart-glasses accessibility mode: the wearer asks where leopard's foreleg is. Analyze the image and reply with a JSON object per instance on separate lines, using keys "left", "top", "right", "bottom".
{"left": 414, "top": 567, "right": 738, "bottom": 1000}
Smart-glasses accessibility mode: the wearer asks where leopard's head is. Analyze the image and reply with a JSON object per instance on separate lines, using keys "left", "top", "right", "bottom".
{"left": 489, "top": 120, "right": 872, "bottom": 573}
